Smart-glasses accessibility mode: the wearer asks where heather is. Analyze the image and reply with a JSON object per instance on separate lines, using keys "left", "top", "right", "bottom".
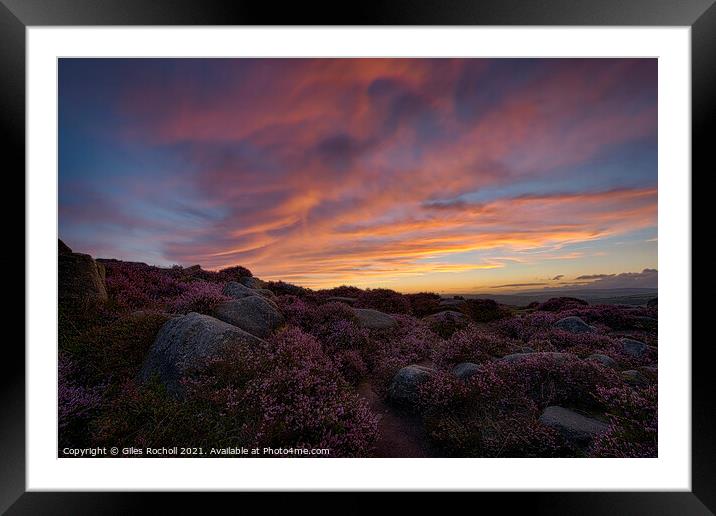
{"left": 103, "top": 261, "right": 233, "bottom": 313}
{"left": 459, "top": 298, "right": 512, "bottom": 323}
{"left": 59, "top": 256, "right": 658, "bottom": 458}
{"left": 354, "top": 288, "right": 412, "bottom": 314}
{"left": 176, "top": 328, "right": 379, "bottom": 455}
{"left": 590, "top": 385, "right": 657, "bottom": 457}
{"left": 432, "top": 326, "right": 516, "bottom": 366}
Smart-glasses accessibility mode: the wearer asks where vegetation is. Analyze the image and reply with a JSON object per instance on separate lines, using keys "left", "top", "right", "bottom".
{"left": 59, "top": 260, "right": 657, "bottom": 458}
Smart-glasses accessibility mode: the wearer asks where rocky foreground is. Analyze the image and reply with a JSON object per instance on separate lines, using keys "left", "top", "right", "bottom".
{"left": 59, "top": 240, "right": 657, "bottom": 457}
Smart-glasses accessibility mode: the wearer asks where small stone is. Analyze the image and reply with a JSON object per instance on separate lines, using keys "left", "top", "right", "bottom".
{"left": 539, "top": 406, "right": 609, "bottom": 447}
{"left": 554, "top": 316, "right": 594, "bottom": 333}
{"left": 622, "top": 369, "right": 649, "bottom": 387}
{"left": 587, "top": 354, "right": 618, "bottom": 369}
{"left": 452, "top": 362, "right": 483, "bottom": 381}
{"left": 621, "top": 338, "right": 648, "bottom": 357}
{"left": 388, "top": 365, "right": 437, "bottom": 407}
{"left": 353, "top": 308, "right": 397, "bottom": 330}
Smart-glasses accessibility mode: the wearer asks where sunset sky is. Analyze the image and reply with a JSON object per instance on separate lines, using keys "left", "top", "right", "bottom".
{"left": 59, "top": 58, "right": 657, "bottom": 293}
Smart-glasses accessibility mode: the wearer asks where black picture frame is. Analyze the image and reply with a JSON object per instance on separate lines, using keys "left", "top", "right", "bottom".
{"left": 2, "top": 0, "right": 711, "bottom": 513}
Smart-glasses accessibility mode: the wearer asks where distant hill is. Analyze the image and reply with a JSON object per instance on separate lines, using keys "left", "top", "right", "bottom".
{"left": 447, "top": 288, "right": 657, "bottom": 307}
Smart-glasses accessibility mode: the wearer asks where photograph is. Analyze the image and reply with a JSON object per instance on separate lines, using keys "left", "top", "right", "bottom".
{"left": 57, "top": 57, "right": 658, "bottom": 459}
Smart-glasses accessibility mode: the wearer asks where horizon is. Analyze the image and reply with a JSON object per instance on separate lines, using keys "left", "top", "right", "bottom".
{"left": 59, "top": 58, "right": 657, "bottom": 292}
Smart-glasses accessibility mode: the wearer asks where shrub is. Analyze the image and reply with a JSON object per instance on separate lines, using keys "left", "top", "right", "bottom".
{"left": 459, "top": 298, "right": 511, "bottom": 322}
{"left": 483, "top": 353, "right": 622, "bottom": 411}
{"left": 494, "top": 311, "right": 558, "bottom": 341}
{"left": 280, "top": 298, "right": 369, "bottom": 351}
{"left": 104, "top": 261, "right": 188, "bottom": 312}
{"left": 433, "top": 325, "right": 515, "bottom": 366}
{"left": 417, "top": 370, "right": 562, "bottom": 457}
{"left": 333, "top": 350, "right": 369, "bottom": 386}
{"left": 91, "top": 378, "right": 201, "bottom": 449}
{"left": 165, "top": 281, "right": 229, "bottom": 314}
{"left": 264, "top": 280, "right": 314, "bottom": 298}
{"left": 526, "top": 328, "right": 615, "bottom": 353}
{"left": 367, "top": 316, "right": 440, "bottom": 391}
{"left": 216, "top": 265, "right": 253, "bottom": 280}
{"left": 590, "top": 385, "right": 657, "bottom": 457}
{"left": 67, "top": 311, "right": 171, "bottom": 387}
{"left": 169, "top": 264, "right": 254, "bottom": 283}
{"left": 406, "top": 292, "right": 442, "bottom": 317}
{"left": 355, "top": 288, "right": 411, "bottom": 314}
{"left": 424, "top": 310, "right": 470, "bottom": 338}
{"left": 184, "top": 328, "right": 379, "bottom": 456}
{"left": 277, "top": 294, "right": 318, "bottom": 325}
{"left": 59, "top": 353, "right": 103, "bottom": 447}
{"left": 317, "top": 318, "right": 371, "bottom": 352}
{"left": 561, "top": 304, "right": 629, "bottom": 329}
{"left": 317, "top": 285, "right": 364, "bottom": 299}
{"left": 555, "top": 304, "right": 657, "bottom": 333}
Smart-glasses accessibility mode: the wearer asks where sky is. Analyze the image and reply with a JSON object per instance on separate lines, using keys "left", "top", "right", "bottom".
{"left": 59, "top": 58, "right": 657, "bottom": 293}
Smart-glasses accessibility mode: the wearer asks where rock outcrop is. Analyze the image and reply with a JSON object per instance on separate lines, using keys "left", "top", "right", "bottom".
{"left": 223, "top": 281, "right": 275, "bottom": 301}
{"left": 240, "top": 276, "right": 265, "bottom": 289}
{"left": 353, "top": 308, "right": 397, "bottom": 330}
{"left": 214, "top": 295, "right": 284, "bottom": 338}
{"left": 452, "top": 362, "right": 483, "bottom": 381}
{"left": 58, "top": 239, "right": 108, "bottom": 305}
{"left": 586, "top": 353, "right": 618, "bottom": 369}
{"left": 58, "top": 239, "right": 73, "bottom": 255}
{"left": 553, "top": 316, "right": 594, "bottom": 334}
{"left": 388, "top": 365, "right": 437, "bottom": 407}
{"left": 539, "top": 406, "right": 608, "bottom": 447}
{"left": 139, "top": 312, "right": 264, "bottom": 396}
{"left": 621, "top": 338, "right": 648, "bottom": 357}
{"left": 622, "top": 369, "right": 649, "bottom": 387}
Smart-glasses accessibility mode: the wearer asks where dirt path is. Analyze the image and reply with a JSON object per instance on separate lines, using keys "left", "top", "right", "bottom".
{"left": 357, "top": 380, "right": 438, "bottom": 458}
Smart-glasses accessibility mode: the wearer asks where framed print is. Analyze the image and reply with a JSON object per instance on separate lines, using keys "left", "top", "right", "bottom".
{"left": 3, "top": 0, "right": 712, "bottom": 513}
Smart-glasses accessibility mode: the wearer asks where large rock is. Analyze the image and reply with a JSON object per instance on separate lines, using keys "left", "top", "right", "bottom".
{"left": 214, "top": 295, "right": 284, "bottom": 338}
{"left": 539, "top": 406, "right": 609, "bottom": 447}
{"left": 621, "top": 338, "right": 648, "bottom": 357}
{"left": 58, "top": 244, "right": 108, "bottom": 305}
{"left": 353, "top": 308, "right": 397, "bottom": 330}
{"left": 452, "top": 362, "right": 483, "bottom": 381}
{"left": 587, "top": 353, "right": 618, "bottom": 370}
{"left": 255, "top": 288, "right": 277, "bottom": 300}
{"left": 553, "top": 316, "right": 594, "bottom": 334}
{"left": 388, "top": 365, "right": 437, "bottom": 406}
{"left": 223, "top": 281, "right": 256, "bottom": 299}
{"left": 240, "top": 276, "right": 265, "bottom": 289}
{"left": 224, "top": 281, "right": 276, "bottom": 301}
{"left": 501, "top": 351, "right": 570, "bottom": 364}
{"left": 58, "top": 239, "right": 73, "bottom": 255}
{"left": 139, "top": 312, "right": 264, "bottom": 396}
